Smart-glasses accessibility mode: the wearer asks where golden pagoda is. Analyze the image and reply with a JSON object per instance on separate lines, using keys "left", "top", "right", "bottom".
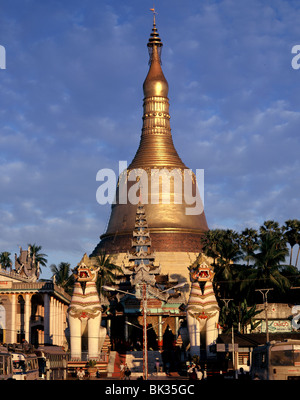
{"left": 92, "top": 13, "right": 208, "bottom": 283}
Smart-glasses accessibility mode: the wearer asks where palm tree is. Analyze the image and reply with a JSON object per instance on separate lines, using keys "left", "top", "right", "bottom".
{"left": 50, "top": 262, "right": 74, "bottom": 295}
{"left": 259, "top": 220, "right": 286, "bottom": 250}
{"left": 214, "top": 230, "right": 243, "bottom": 284}
{"left": 0, "top": 252, "right": 12, "bottom": 271}
{"left": 242, "top": 232, "right": 290, "bottom": 294}
{"left": 260, "top": 220, "right": 282, "bottom": 236}
{"left": 91, "top": 252, "right": 123, "bottom": 296}
{"left": 219, "top": 300, "right": 261, "bottom": 334}
{"left": 200, "top": 229, "right": 222, "bottom": 264}
{"left": 202, "top": 229, "right": 243, "bottom": 299}
{"left": 217, "top": 230, "right": 243, "bottom": 266}
{"left": 240, "top": 228, "right": 259, "bottom": 266}
{"left": 283, "top": 219, "right": 300, "bottom": 266}
{"left": 28, "top": 243, "right": 48, "bottom": 269}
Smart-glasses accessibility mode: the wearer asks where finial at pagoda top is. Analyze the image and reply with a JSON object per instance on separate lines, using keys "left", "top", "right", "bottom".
{"left": 148, "top": 6, "right": 161, "bottom": 45}
{"left": 147, "top": 5, "right": 163, "bottom": 60}
{"left": 144, "top": 5, "right": 168, "bottom": 94}
{"left": 150, "top": 6, "right": 158, "bottom": 24}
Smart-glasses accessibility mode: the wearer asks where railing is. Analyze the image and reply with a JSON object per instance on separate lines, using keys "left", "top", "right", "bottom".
{"left": 73, "top": 352, "right": 109, "bottom": 363}
{"left": 0, "top": 272, "right": 71, "bottom": 301}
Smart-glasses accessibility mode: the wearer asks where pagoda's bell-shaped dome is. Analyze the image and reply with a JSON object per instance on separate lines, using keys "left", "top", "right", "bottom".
{"left": 92, "top": 15, "right": 208, "bottom": 258}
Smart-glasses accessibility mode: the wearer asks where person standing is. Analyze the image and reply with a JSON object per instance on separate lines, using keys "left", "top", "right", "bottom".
{"left": 155, "top": 358, "right": 160, "bottom": 375}
{"left": 124, "top": 365, "right": 131, "bottom": 380}
{"left": 77, "top": 367, "right": 85, "bottom": 380}
{"left": 188, "top": 363, "right": 197, "bottom": 380}
{"left": 120, "top": 362, "right": 125, "bottom": 380}
{"left": 196, "top": 365, "right": 203, "bottom": 380}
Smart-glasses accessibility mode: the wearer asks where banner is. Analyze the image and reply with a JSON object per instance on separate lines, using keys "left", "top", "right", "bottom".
{"left": 260, "top": 320, "right": 292, "bottom": 333}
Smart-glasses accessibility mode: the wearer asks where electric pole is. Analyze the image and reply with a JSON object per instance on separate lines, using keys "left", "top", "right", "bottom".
{"left": 255, "top": 289, "right": 273, "bottom": 343}
{"left": 221, "top": 298, "right": 236, "bottom": 378}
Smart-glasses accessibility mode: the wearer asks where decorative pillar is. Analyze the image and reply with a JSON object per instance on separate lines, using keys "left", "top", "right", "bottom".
{"left": 59, "top": 302, "right": 62, "bottom": 346}
{"left": 10, "top": 293, "right": 16, "bottom": 343}
{"left": 125, "top": 316, "right": 129, "bottom": 342}
{"left": 175, "top": 316, "right": 179, "bottom": 339}
{"left": 60, "top": 302, "right": 65, "bottom": 346}
{"left": 44, "top": 294, "right": 50, "bottom": 344}
{"left": 24, "top": 293, "right": 30, "bottom": 343}
{"left": 50, "top": 297, "right": 54, "bottom": 344}
{"left": 63, "top": 304, "right": 67, "bottom": 346}
{"left": 107, "top": 318, "right": 111, "bottom": 337}
{"left": 158, "top": 315, "right": 163, "bottom": 350}
{"left": 54, "top": 298, "right": 58, "bottom": 345}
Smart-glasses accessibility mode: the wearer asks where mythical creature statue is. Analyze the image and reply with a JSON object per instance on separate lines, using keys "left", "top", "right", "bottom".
{"left": 67, "top": 254, "right": 106, "bottom": 360}
{"left": 14, "top": 246, "right": 40, "bottom": 282}
{"left": 186, "top": 254, "right": 220, "bottom": 358}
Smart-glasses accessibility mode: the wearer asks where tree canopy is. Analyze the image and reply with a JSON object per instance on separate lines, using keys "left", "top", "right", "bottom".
{"left": 200, "top": 219, "right": 300, "bottom": 305}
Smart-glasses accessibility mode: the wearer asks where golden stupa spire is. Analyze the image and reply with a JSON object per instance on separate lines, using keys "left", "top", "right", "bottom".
{"left": 128, "top": 11, "right": 186, "bottom": 170}
{"left": 92, "top": 10, "right": 209, "bottom": 261}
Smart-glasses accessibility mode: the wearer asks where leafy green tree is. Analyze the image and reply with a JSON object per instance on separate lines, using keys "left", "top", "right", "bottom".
{"left": 241, "top": 232, "right": 290, "bottom": 296}
{"left": 240, "top": 228, "right": 259, "bottom": 265}
{"left": 201, "top": 229, "right": 242, "bottom": 269}
{"left": 28, "top": 243, "right": 48, "bottom": 269}
{"left": 283, "top": 220, "right": 299, "bottom": 265}
{"left": 201, "top": 221, "right": 300, "bottom": 304}
{"left": 219, "top": 300, "right": 261, "bottom": 334}
{"left": 92, "top": 252, "right": 123, "bottom": 297}
{"left": 295, "top": 230, "right": 300, "bottom": 268}
{"left": 216, "top": 230, "right": 243, "bottom": 269}
{"left": 50, "top": 262, "right": 74, "bottom": 295}
{"left": 209, "top": 230, "right": 243, "bottom": 299}
{"left": 0, "top": 252, "right": 12, "bottom": 270}
{"left": 200, "top": 229, "right": 222, "bottom": 264}
{"left": 259, "top": 220, "right": 286, "bottom": 250}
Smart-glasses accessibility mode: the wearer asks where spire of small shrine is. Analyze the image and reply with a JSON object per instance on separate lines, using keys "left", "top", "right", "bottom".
{"left": 123, "top": 202, "right": 161, "bottom": 287}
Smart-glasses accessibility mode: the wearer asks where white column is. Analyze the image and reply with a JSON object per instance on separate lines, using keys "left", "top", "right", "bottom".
{"left": 55, "top": 299, "right": 59, "bottom": 345}
{"left": 58, "top": 302, "right": 61, "bottom": 346}
{"left": 59, "top": 301, "right": 63, "bottom": 346}
{"left": 175, "top": 316, "right": 179, "bottom": 339}
{"left": 54, "top": 298, "right": 58, "bottom": 345}
{"left": 62, "top": 303, "right": 66, "bottom": 346}
{"left": 25, "top": 293, "right": 30, "bottom": 343}
{"left": 44, "top": 294, "right": 50, "bottom": 344}
{"left": 50, "top": 297, "right": 54, "bottom": 344}
{"left": 107, "top": 318, "right": 111, "bottom": 337}
{"left": 158, "top": 315, "right": 163, "bottom": 350}
{"left": 10, "top": 293, "right": 16, "bottom": 343}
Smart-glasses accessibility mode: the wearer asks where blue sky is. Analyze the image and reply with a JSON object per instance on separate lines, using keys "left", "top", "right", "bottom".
{"left": 1, "top": 0, "right": 300, "bottom": 279}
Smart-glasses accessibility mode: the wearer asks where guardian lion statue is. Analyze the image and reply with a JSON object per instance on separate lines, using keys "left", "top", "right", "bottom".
{"left": 68, "top": 254, "right": 106, "bottom": 360}
{"left": 187, "top": 254, "right": 220, "bottom": 358}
